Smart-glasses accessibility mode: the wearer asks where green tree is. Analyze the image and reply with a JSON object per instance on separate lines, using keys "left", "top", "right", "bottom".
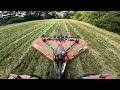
{"left": 73, "top": 11, "right": 120, "bottom": 34}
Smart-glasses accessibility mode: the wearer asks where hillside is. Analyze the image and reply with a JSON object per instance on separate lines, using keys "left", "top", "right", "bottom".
{"left": 0, "top": 19, "right": 120, "bottom": 79}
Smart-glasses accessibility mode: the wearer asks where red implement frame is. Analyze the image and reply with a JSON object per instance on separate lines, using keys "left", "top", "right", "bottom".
{"left": 32, "top": 37, "right": 88, "bottom": 61}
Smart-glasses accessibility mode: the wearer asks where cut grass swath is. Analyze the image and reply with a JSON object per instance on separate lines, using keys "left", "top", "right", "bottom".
{"left": 0, "top": 19, "right": 120, "bottom": 79}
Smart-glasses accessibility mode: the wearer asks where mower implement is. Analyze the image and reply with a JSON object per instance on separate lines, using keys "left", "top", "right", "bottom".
{"left": 32, "top": 34, "right": 88, "bottom": 79}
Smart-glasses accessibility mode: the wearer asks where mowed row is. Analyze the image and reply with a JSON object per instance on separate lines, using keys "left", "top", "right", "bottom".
{"left": 0, "top": 19, "right": 120, "bottom": 79}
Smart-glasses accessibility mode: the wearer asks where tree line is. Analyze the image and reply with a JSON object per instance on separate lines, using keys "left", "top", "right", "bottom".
{"left": 73, "top": 11, "right": 120, "bottom": 34}
{"left": 0, "top": 11, "right": 74, "bottom": 25}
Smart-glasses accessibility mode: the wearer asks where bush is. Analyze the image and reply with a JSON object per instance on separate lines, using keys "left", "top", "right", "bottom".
{"left": 7, "top": 17, "right": 26, "bottom": 24}
{"left": 73, "top": 11, "right": 120, "bottom": 34}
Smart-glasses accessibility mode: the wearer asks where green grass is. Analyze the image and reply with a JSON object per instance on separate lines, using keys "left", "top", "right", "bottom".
{"left": 0, "top": 19, "right": 120, "bottom": 79}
